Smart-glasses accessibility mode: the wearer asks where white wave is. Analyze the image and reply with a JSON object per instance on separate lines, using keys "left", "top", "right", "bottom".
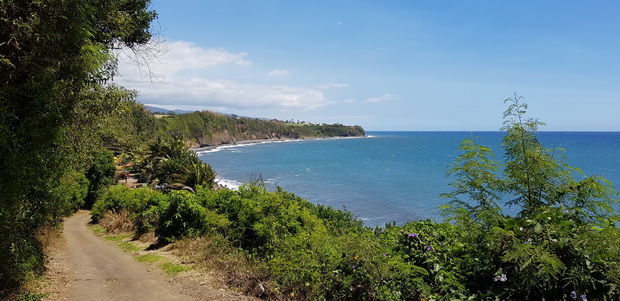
{"left": 195, "top": 139, "right": 307, "bottom": 154}
{"left": 215, "top": 177, "right": 242, "bottom": 190}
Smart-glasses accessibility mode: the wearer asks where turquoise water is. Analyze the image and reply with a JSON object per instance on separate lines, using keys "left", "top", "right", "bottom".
{"left": 197, "top": 132, "right": 620, "bottom": 227}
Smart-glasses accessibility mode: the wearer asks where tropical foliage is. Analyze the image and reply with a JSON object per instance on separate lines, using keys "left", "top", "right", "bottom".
{"left": 91, "top": 96, "right": 619, "bottom": 300}
{"left": 2, "top": 0, "right": 616, "bottom": 299}
{"left": 0, "top": 0, "right": 156, "bottom": 295}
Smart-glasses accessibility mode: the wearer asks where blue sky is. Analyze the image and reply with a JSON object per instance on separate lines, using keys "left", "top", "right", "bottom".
{"left": 115, "top": 0, "right": 620, "bottom": 131}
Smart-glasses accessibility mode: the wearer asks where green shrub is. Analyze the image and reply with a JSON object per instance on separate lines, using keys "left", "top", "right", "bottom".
{"left": 132, "top": 189, "right": 169, "bottom": 234}
{"left": 54, "top": 170, "right": 89, "bottom": 216}
{"left": 92, "top": 185, "right": 141, "bottom": 222}
{"left": 155, "top": 191, "right": 230, "bottom": 243}
{"left": 84, "top": 148, "right": 116, "bottom": 209}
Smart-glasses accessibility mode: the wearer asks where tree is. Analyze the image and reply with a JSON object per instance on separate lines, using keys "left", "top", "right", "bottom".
{"left": 0, "top": 0, "right": 156, "bottom": 293}
{"left": 501, "top": 94, "right": 617, "bottom": 224}
{"left": 441, "top": 138, "right": 504, "bottom": 226}
{"left": 442, "top": 94, "right": 619, "bottom": 299}
{"left": 145, "top": 137, "right": 200, "bottom": 184}
{"left": 185, "top": 162, "right": 217, "bottom": 190}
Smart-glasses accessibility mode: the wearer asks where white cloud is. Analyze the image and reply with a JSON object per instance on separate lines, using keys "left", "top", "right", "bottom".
{"left": 316, "top": 83, "right": 350, "bottom": 89}
{"left": 115, "top": 40, "right": 328, "bottom": 111}
{"left": 365, "top": 93, "right": 397, "bottom": 103}
{"left": 343, "top": 98, "right": 356, "bottom": 103}
{"left": 267, "top": 69, "right": 290, "bottom": 76}
{"left": 117, "top": 41, "right": 251, "bottom": 77}
{"left": 165, "top": 41, "right": 251, "bottom": 70}
{"left": 136, "top": 79, "right": 326, "bottom": 110}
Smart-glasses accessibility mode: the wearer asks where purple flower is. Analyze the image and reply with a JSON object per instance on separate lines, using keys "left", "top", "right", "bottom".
{"left": 352, "top": 265, "right": 357, "bottom": 270}
{"left": 580, "top": 294, "right": 587, "bottom": 301}
{"left": 408, "top": 233, "right": 418, "bottom": 238}
{"left": 425, "top": 245, "right": 433, "bottom": 251}
{"left": 493, "top": 273, "right": 507, "bottom": 282}
{"left": 570, "top": 291, "right": 577, "bottom": 299}
{"left": 383, "top": 253, "right": 388, "bottom": 256}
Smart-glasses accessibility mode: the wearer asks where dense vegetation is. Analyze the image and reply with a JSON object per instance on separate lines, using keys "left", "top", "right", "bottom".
{"left": 91, "top": 96, "right": 619, "bottom": 300}
{"left": 1, "top": 0, "right": 617, "bottom": 299}
{"left": 0, "top": 1, "right": 362, "bottom": 297}
{"left": 0, "top": 0, "right": 157, "bottom": 297}
{"left": 154, "top": 110, "right": 366, "bottom": 148}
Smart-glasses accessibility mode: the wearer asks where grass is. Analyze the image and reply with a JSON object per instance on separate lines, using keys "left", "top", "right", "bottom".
{"left": 13, "top": 292, "right": 46, "bottom": 301}
{"left": 104, "top": 234, "right": 132, "bottom": 242}
{"left": 118, "top": 241, "right": 141, "bottom": 252}
{"left": 135, "top": 254, "right": 166, "bottom": 263}
{"left": 159, "top": 262, "right": 190, "bottom": 276}
{"left": 88, "top": 224, "right": 106, "bottom": 235}
{"left": 91, "top": 228, "right": 141, "bottom": 252}
{"left": 136, "top": 254, "right": 190, "bottom": 277}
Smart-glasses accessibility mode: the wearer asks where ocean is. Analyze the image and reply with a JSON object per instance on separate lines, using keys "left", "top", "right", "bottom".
{"left": 197, "top": 131, "right": 620, "bottom": 227}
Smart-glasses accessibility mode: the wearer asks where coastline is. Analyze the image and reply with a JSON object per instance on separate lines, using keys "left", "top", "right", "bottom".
{"left": 192, "top": 135, "right": 369, "bottom": 191}
{"left": 191, "top": 138, "right": 304, "bottom": 153}
{"left": 191, "top": 135, "right": 368, "bottom": 154}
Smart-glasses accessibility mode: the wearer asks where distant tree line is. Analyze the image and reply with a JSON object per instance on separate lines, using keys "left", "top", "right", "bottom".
{"left": 153, "top": 111, "right": 365, "bottom": 147}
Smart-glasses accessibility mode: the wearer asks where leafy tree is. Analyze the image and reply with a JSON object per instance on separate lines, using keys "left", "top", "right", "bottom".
{"left": 0, "top": 0, "right": 156, "bottom": 293}
{"left": 501, "top": 94, "right": 617, "bottom": 224}
{"left": 442, "top": 94, "right": 619, "bottom": 299}
{"left": 84, "top": 148, "right": 117, "bottom": 209}
{"left": 441, "top": 138, "right": 504, "bottom": 226}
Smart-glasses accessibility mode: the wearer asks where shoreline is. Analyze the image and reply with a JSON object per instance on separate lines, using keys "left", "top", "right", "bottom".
{"left": 192, "top": 135, "right": 368, "bottom": 191}
{"left": 191, "top": 135, "right": 368, "bottom": 154}
{"left": 191, "top": 138, "right": 303, "bottom": 153}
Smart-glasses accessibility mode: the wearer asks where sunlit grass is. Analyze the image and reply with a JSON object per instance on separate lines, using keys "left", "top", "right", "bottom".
{"left": 159, "top": 262, "right": 190, "bottom": 276}
{"left": 103, "top": 234, "right": 131, "bottom": 242}
{"left": 118, "top": 241, "right": 141, "bottom": 252}
{"left": 135, "top": 254, "right": 166, "bottom": 263}
{"left": 88, "top": 224, "right": 105, "bottom": 236}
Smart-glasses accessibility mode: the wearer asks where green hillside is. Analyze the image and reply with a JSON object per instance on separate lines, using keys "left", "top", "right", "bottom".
{"left": 154, "top": 111, "right": 366, "bottom": 147}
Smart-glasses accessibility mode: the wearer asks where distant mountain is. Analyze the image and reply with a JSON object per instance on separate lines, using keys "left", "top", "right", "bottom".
{"left": 144, "top": 105, "right": 193, "bottom": 115}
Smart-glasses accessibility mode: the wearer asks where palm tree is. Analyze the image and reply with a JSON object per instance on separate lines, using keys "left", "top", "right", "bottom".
{"left": 185, "top": 162, "right": 217, "bottom": 190}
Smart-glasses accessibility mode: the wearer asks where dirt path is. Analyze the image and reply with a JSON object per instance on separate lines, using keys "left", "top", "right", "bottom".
{"left": 62, "top": 212, "right": 196, "bottom": 301}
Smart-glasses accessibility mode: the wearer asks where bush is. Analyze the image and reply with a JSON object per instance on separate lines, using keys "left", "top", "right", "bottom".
{"left": 86, "top": 176, "right": 619, "bottom": 299}
{"left": 92, "top": 185, "right": 141, "bottom": 222}
{"left": 155, "top": 191, "right": 230, "bottom": 243}
{"left": 84, "top": 148, "right": 116, "bottom": 209}
{"left": 54, "top": 170, "right": 89, "bottom": 216}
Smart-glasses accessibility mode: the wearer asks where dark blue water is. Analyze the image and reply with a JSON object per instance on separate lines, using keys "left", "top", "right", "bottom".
{"left": 197, "top": 132, "right": 620, "bottom": 227}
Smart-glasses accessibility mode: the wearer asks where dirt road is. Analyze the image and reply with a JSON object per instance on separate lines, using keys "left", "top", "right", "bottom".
{"left": 62, "top": 212, "right": 195, "bottom": 301}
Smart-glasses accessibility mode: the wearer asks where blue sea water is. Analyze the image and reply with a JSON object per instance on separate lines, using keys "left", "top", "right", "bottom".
{"left": 197, "top": 132, "right": 620, "bottom": 227}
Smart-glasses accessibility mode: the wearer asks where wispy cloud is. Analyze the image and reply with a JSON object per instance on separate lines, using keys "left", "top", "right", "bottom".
{"left": 365, "top": 93, "right": 397, "bottom": 103}
{"left": 267, "top": 69, "right": 290, "bottom": 76}
{"left": 115, "top": 40, "right": 328, "bottom": 111}
{"left": 136, "top": 79, "right": 326, "bottom": 110}
{"left": 316, "top": 83, "right": 350, "bottom": 89}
